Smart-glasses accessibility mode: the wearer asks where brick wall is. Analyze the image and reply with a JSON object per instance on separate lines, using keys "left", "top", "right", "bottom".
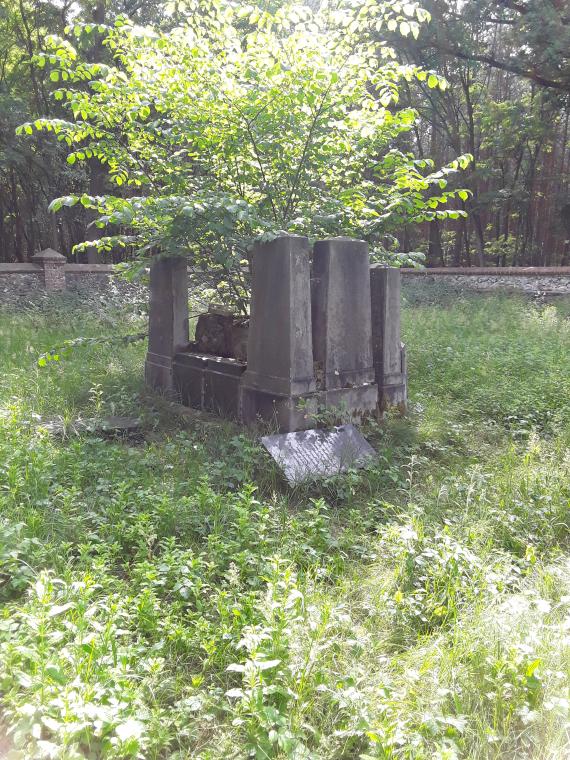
{"left": 0, "top": 263, "right": 145, "bottom": 310}
{"left": 2, "top": 263, "right": 570, "bottom": 310}
{"left": 401, "top": 267, "right": 570, "bottom": 294}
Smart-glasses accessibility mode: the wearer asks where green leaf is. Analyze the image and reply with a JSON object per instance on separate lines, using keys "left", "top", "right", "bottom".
{"left": 45, "top": 666, "right": 66, "bottom": 685}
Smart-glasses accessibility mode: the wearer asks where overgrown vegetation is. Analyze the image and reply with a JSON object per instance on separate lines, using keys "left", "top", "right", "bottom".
{"left": 0, "top": 289, "right": 569, "bottom": 758}
{"left": 16, "top": 0, "right": 472, "bottom": 307}
{"left": 3, "top": 0, "right": 569, "bottom": 268}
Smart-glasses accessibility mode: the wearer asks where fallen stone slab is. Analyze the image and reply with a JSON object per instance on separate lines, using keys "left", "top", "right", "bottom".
{"left": 41, "top": 416, "right": 142, "bottom": 437}
{"left": 261, "top": 424, "right": 376, "bottom": 486}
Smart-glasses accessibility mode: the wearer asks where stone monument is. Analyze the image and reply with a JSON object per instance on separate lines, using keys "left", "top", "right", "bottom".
{"left": 311, "top": 237, "right": 377, "bottom": 414}
{"left": 145, "top": 235, "right": 407, "bottom": 431}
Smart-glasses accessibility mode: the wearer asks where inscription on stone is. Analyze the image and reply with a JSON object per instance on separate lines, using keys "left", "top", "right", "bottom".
{"left": 261, "top": 424, "right": 376, "bottom": 485}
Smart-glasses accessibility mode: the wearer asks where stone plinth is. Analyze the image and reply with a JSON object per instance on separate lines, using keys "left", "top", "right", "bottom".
{"left": 31, "top": 248, "right": 66, "bottom": 291}
{"left": 370, "top": 265, "right": 407, "bottom": 413}
{"left": 173, "top": 353, "right": 246, "bottom": 420}
{"left": 173, "top": 353, "right": 208, "bottom": 409}
{"left": 242, "top": 235, "right": 316, "bottom": 431}
{"left": 145, "top": 256, "right": 189, "bottom": 393}
{"left": 312, "top": 237, "right": 376, "bottom": 390}
{"left": 204, "top": 356, "right": 246, "bottom": 418}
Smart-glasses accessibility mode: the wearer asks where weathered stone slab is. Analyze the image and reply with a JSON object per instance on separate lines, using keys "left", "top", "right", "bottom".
{"left": 42, "top": 416, "right": 142, "bottom": 437}
{"left": 242, "top": 234, "right": 316, "bottom": 432}
{"left": 204, "top": 356, "right": 246, "bottom": 418}
{"left": 173, "top": 352, "right": 208, "bottom": 408}
{"left": 261, "top": 424, "right": 376, "bottom": 485}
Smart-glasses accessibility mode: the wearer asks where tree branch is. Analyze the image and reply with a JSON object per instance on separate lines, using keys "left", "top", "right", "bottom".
{"left": 431, "top": 41, "right": 570, "bottom": 92}
{"left": 494, "top": 0, "right": 529, "bottom": 14}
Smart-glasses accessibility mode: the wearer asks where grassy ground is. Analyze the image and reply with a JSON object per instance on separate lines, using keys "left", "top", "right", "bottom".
{"left": 0, "top": 286, "right": 569, "bottom": 759}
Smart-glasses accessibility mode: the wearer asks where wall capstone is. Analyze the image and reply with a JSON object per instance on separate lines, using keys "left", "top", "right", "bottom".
{"left": 400, "top": 267, "right": 570, "bottom": 295}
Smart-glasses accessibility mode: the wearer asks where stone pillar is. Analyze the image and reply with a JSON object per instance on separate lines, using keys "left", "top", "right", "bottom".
{"left": 370, "top": 265, "right": 407, "bottom": 413}
{"left": 242, "top": 235, "right": 316, "bottom": 431}
{"left": 145, "top": 255, "right": 189, "bottom": 393}
{"left": 312, "top": 237, "right": 375, "bottom": 390}
{"left": 31, "top": 248, "right": 66, "bottom": 291}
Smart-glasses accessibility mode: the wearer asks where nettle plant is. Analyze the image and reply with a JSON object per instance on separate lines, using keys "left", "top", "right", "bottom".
{"left": 19, "top": 0, "right": 471, "bottom": 311}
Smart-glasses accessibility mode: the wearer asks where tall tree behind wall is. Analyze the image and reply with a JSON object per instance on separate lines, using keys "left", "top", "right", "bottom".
{"left": 396, "top": 0, "right": 570, "bottom": 266}
{"left": 0, "top": 0, "right": 72, "bottom": 261}
{"left": 0, "top": 0, "right": 167, "bottom": 262}
{"left": 2, "top": 0, "right": 570, "bottom": 265}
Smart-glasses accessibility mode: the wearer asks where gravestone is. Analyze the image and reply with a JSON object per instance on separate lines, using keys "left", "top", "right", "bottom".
{"left": 370, "top": 265, "right": 407, "bottom": 413}
{"left": 242, "top": 234, "right": 317, "bottom": 431}
{"left": 146, "top": 236, "right": 407, "bottom": 430}
{"left": 312, "top": 237, "right": 376, "bottom": 389}
{"left": 145, "top": 255, "right": 189, "bottom": 393}
{"left": 262, "top": 424, "right": 376, "bottom": 485}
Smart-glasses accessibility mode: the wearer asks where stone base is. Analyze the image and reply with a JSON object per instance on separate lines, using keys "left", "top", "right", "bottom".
{"left": 241, "top": 386, "right": 318, "bottom": 432}
{"left": 378, "top": 383, "right": 407, "bottom": 414}
{"left": 171, "top": 349, "right": 380, "bottom": 432}
{"left": 320, "top": 383, "right": 378, "bottom": 419}
{"left": 241, "top": 383, "right": 378, "bottom": 432}
{"left": 145, "top": 352, "right": 176, "bottom": 395}
{"left": 172, "top": 352, "right": 246, "bottom": 421}
{"left": 377, "top": 345, "right": 407, "bottom": 415}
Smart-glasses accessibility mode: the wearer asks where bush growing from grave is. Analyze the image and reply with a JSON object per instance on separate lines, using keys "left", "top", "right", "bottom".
{"left": 20, "top": 0, "right": 471, "bottom": 312}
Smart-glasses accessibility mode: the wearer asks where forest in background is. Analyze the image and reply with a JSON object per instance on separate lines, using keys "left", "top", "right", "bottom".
{"left": 1, "top": 0, "right": 570, "bottom": 267}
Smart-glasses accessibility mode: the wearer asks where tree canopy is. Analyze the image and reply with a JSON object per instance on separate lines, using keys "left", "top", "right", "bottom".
{"left": 3, "top": 0, "right": 570, "bottom": 268}
{"left": 15, "top": 0, "right": 471, "bottom": 304}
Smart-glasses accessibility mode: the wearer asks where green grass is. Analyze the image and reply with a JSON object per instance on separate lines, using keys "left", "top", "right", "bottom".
{"left": 0, "top": 289, "right": 569, "bottom": 759}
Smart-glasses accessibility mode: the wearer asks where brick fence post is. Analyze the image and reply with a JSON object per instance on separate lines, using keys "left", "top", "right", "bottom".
{"left": 31, "top": 248, "right": 67, "bottom": 291}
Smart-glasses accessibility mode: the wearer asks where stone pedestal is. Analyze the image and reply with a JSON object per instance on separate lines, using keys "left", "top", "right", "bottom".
{"left": 31, "top": 248, "right": 66, "bottom": 291}
{"left": 145, "top": 255, "right": 189, "bottom": 393}
{"left": 312, "top": 237, "right": 376, "bottom": 390}
{"left": 204, "top": 357, "right": 246, "bottom": 418}
{"left": 172, "top": 353, "right": 208, "bottom": 409}
{"left": 242, "top": 235, "right": 316, "bottom": 431}
{"left": 370, "top": 265, "right": 407, "bottom": 413}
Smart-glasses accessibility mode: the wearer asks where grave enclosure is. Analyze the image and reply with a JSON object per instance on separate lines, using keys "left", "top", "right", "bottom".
{"left": 145, "top": 234, "right": 407, "bottom": 432}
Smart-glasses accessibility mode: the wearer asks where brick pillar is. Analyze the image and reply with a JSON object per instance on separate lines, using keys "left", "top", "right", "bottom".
{"left": 31, "top": 248, "right": 67, "bottom": 291}
{"left": 370, "top": 265, "right": 407, "bottom": 414}
{"left": 145, "top": 255, "right": 189, "bottom": 393}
